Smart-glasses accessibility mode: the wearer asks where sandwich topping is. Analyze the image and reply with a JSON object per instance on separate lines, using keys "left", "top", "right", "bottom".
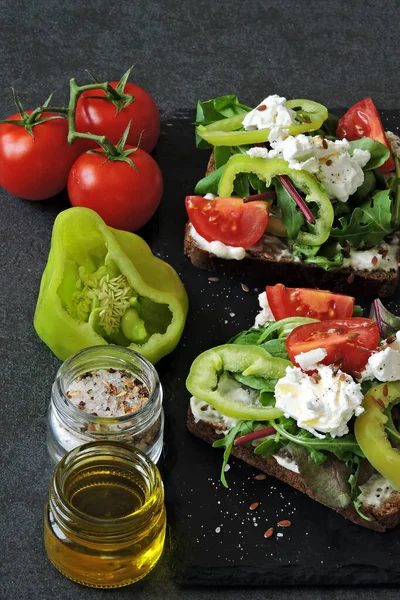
{"left": 186, "top": 284, "right": 400, "bottom": 524}
{"left": 274, "top": 364, "right": 364, "bottom": 438}
{"left": 188, "top": 93, "right": 400, "bottom": 273}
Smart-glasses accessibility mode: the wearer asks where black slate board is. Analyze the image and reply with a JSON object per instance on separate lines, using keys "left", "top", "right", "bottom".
{"left": 3, "top": 109, "right": 400, "bottom": 590}
{"left": 148, "top": 109, "right": 400, "bottom": 587}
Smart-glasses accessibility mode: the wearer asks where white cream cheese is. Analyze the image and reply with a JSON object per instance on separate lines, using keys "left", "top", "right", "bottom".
{"left": 248, "top": 134, "right": 370, "bottom": 203}
{"left": 342, "top": 243, "right": 398, "bottom": 272}
{"left": 273, "top": 453, "right": 300, "bottom": 474}
{"left": 386, "top": 130, "right": 400, "bottom": 160}
{"left": 190, "top": 396, "right": 240, "bottom": 430}
{"left": 365, "top": 347, "right": 400, "bottom": 382}
{"left": 254, "top": 291, "right": 275, "bottom": 327}
{"left": 294, "top": 348, "right": 328, "bottom": 371}
{"left": 242, "top": 95, "right": 297, "bottom": 142}
{"left": 188, "top": 224, "right": 246, "bottom": 260}
{"left": 358, "top": 474, "right": 394, "bottom": 508}
{"left": 275, "top": 365, "right": 364, "bottom": 438}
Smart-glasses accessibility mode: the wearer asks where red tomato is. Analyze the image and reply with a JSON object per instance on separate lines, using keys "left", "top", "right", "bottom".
{"left": 67, "top": 147, "right": 163, "bottom": 231}
{"left": 76, "top": 82, "right": 160, "bottom": 153}
{"left": 185, "top": 195, "right": 269, "bottom": 248}
{"left": 0, "top": 112, "right": 82, "bottom": 200}
{"left": 286, "top": 318, "right": 379, "bottom": 376}
{"left": 266, "top": 284, "right": 355, "bottom": 321}
{"left": 336, "top": 98, "right": 395, "bottom": 173}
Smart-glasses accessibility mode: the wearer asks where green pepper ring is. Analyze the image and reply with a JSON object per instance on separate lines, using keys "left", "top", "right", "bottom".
{"left": 354, "top": 381, "right": 400, "bottom": 490}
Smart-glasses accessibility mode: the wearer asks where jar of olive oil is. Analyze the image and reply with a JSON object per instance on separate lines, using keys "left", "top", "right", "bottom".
{"left": 44, "top": 441, "right": 166, "bottom": 588}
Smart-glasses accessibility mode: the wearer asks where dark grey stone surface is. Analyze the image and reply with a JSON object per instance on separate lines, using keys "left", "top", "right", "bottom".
{"left": 0, "top": 0, "right": 399, "bottom": 598}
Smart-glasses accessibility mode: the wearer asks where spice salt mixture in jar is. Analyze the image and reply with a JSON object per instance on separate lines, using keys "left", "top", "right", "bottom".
{"left": 47, "top": 345, "right": 164, "bottom": 463}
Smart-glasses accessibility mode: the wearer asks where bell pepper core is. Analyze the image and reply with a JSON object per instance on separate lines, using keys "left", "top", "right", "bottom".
{"left": 354, "top": 381, "right": 400, "bottom": 489}
{"left": 34, "top": 207, "right": 188, "bottom": 363}
{"left": 196, "top": 99, "right": 328, "bottom": 147}
{"left": 218, "top": 155, "right": 334, "bottom": 246}
{"left": 186, "top": 344, "right": 290, "bottom": 420}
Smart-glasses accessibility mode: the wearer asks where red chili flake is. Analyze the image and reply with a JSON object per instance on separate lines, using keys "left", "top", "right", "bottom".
{"left": 264, "top": 527, "right": 274, "bottom": 539}
{"left": 310, "top": 372, "right": 322, "bottom": 384}
{"left": 339, "top": 373, "right": 346, "bottom": 381}
{"left": 347, "top": 273, "right": 355, "bottom": 284}
{"left": 386, "top": 335, "right": 397, "bottom": 345}
{"left": 257, "top": 104, "right": 267, "bottom": 111}
{"left": 277, "top": 520, "right": 292, "bottom": 528}
{"left": 378, "top": 247, "right": 389, "bottom": 257}
{"left": 66, "top": 391, "right": 72, "bottom": 399}
{"left": 382, "top": 384, "right": 389, "bottom": 397}
{"left": 249, "top": 502, "right": 259, "bottom": 511}
{"left": 322, "top": 139, "right": 328, "bottom": 149}
{"left": 109, "top": 384, "right": 118, "bottom": 395}
{"left": 326, "top": 159, "right": 332, "bottom": 166}
{"left": 371, "top": 396, "right": 385, "bottom": 408}
{"left": 371, "top": 256, "right": 378, "bottom": 266}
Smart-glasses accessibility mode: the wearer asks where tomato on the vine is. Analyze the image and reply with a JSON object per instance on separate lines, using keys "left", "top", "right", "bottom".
{"left": 0, "top": 112, "right": 82, "bottom": 200}
{"left": 67, "top": 147, "right": 163, "bottom": 231}
{"left": 266, "top": 284, "right": 355, "bottom": 321}
{"left": 286, "top": 318, "right": 379, "bottom": 376}
{"left": 336, "top": 98, "right": 395, "bottom": 173}
{"left": 185, "top": 195, "right": 269, "bottom": 248}
{"left": 76, "top": 82, "right": 160, "bottom": 153}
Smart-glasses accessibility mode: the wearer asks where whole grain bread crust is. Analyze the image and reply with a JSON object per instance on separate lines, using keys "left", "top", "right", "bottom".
{"left": 184, "top": 153, "right": 400, "bottom": 297}
{"left": 187, "top": 407, "right": 400, "bottom": 532}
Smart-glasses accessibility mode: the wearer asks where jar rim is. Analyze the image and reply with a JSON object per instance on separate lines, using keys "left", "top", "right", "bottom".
{"left": 52, "top": 441, "right": 164, "bottom": 532}
{"left": 53, "top": 345, "right": 162, "bottom": 425}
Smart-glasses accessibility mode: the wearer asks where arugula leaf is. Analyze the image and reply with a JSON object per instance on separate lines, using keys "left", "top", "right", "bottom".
{"left": 348, "top": 456, "right": 373, "bottom": 521}
{"left": 331, "top": 190, "right": 393, "bottom": 248}
{"left": 369, "top": 298, "right": 400, "bottom": 338}
{"left": 254, "top": 436, "right": 283, "bottom": 457}
{"left": 273, "top": 419, "right": 365, "bottom": 462}
{"left": 194, "top": 165, "right": 225, "bottom": 195}
{"left": 302, "top": 249, "right": 344, "bottom": 271}
{"left": 212, "top": 421, "right": 254, "bottom": 487}
{"left": 195, "top": 95, "right": 251, "bottom": 148}
{"left": 233, "top": 372, "right": 278, "bottom": 392}
{"left": 228, "top": 326, "right": 270, "bottom": 346}
{"left": 350, "top": 170, "right": 378, "bottom": 205}
{"left": 214, "top": 146, "right": 231, "bottom": 170}
{"left": 348, "top": 137, "right": 390, "bottom": 171}
{"left": 234, "top": 172, "right": 250, "bottom": 198}
{"left": 292, "top": 241, "right": 344, "bottom": 271}
{"left": 260, "top": 338, "right": 289, "bottom": 360}
{"left": 274, "top": 177, "right": 305, "bottom": 239}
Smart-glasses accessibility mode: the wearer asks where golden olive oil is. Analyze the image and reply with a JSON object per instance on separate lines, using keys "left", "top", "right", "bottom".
{"left": 44, "top": 442, "right": 166, "bottom": 588}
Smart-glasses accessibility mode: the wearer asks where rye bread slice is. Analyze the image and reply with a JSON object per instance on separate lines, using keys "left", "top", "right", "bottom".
{"left": 184, "top": 153, "right": 400, "bottom": 298}
{"left": 187, "top": 407, "right": 400, "bottom": 532}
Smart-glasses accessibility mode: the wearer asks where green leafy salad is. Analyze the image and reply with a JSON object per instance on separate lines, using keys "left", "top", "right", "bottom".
{"left": 188, "top": 94, "right": 400, "bottom": 271}
{"left": 186, "top": 299, "right": 400, "bottom": 523}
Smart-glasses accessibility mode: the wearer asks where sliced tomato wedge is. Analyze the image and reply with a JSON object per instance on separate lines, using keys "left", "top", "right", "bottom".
{"left": 286, "top": 318, "right": 379, "bottom": 376}
{"left": 266, "top": 284, "right": 355, "bottom": 321}
{"left": 185, "top": 195, "right": 269, "bottom": 248}
{"left": 336, "top": 98, "right": 395, "bottom": 173}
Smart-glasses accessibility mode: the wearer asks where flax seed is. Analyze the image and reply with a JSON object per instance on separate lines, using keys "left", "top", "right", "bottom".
{"left": 264, "top": 527, "right": 274, "bottom": 539}
{"left": 249, "top": 502, "right": 259, "bottom": 511}
{"left": 255, "top": 474, "right": 267, "bottom": 481}
{"left": 277, "top": 520, "right": 291, "bottom": 528}
{"left": 241, "top": 283, "right": 250, "bottom": 292}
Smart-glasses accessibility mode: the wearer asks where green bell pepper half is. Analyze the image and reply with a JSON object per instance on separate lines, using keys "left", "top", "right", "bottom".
{"left": 34, "top": 207, "right": 188, "bottom": 363}
{"left": 196, "top": 99, "right": 328, "bottom": 146}
{"left": 186, "top": 344, "right": 290, "bottom": 420}
{"left": 218, "top": 155, "right": 334, "bottom": 246}
{"left": 354, "top": 381, "right": 400, "bottom": 489}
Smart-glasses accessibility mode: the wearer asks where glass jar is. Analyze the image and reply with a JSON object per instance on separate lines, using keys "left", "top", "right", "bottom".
{"left": 47, "top": 345, "right": 164, "bottom": 464}
{"left": 44, "top": 441, "right": 166, "bottom": 588}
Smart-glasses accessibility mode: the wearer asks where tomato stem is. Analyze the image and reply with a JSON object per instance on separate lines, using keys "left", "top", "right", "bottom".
{"left": 67, "top": 78, "right": 120, "bottom": 156}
